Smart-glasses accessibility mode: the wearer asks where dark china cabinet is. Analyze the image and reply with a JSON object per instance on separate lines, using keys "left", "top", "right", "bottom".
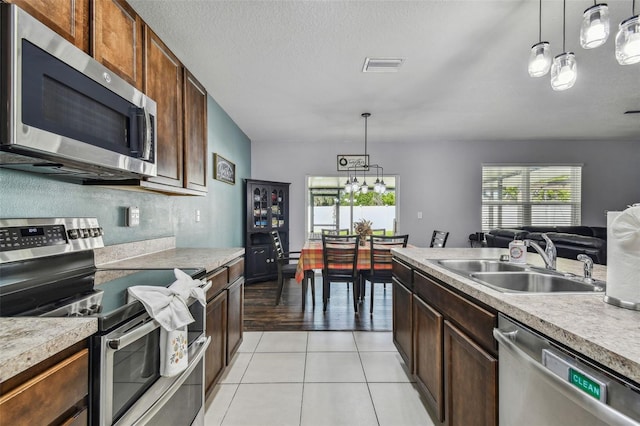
{"left": 245, "top": 179, "right": 290, "bottom": 283}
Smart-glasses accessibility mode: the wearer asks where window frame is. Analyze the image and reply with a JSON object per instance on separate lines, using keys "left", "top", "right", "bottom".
{"left": 481, "top": 164, "right": 582, "bottom": 232}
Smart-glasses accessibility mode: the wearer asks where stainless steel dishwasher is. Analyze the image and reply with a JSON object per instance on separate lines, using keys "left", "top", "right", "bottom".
{"left": 494, "top": 314, "right": 640, "bottom": 425}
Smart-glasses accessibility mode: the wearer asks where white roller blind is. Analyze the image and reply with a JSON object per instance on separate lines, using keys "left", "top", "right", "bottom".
{"left": 481, "top": 164, "right": 582, "bottom": 232}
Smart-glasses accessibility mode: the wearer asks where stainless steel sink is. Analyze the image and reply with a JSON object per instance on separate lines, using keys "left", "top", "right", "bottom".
{"left": 437, "top": 259, "right": 527, "bottom": 273}
{"left": 431, "top": 259, "right": 605, "bottom": 294}
{"left": 469, "top": 272, "right": 605, "bottom": 294}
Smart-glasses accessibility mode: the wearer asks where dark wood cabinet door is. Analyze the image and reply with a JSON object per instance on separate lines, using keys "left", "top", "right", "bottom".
{"left": 392, "top": 278, "right": 413, "bottom": 370}
{"left": 444, "top": 321, "right": 497, "bottom": 426}
{"left": 205, "top": 291, "right": 227, "bottom": 398}
{"left": 144, "top": 27, "right": 183, "bottom": 187}
{"left": 183, "top": 70, "right": 207, "bottom": 192}
{"left": 226, "top": 278, "right": 244, "bottom": 364}
{"left": 92, "top": 0, "right": 143, "bottom": 90}
{"left": 7, "top": 0, "right": 89, "bottom": 52}
{"left": 414, "top": 295, "right": 444, "bottom": 422}
{"left": 0, "top": 349, "right": 88, "bottom": 425}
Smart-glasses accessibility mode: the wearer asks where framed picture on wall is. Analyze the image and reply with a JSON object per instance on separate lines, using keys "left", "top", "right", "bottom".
{"left": 337, "top": 154, "right": 369, "bottom": 171}
{"left": 214, "top": 153, "right": 235, "bottom": 184}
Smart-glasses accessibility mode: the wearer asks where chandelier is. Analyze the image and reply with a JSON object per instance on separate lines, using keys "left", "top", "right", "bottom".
{"left": 529, "top": 0, "right": 639, "bottom": 90}
{"left": 343, "top": 113, "right": 386, "bottom": 194}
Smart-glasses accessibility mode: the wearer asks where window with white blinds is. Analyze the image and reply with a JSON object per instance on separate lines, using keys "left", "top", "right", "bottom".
{"left": 481, "top": 164, "right": 582, "bottom": 232}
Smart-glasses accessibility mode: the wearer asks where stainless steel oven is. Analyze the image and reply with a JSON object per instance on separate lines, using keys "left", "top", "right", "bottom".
{"left": 0, "top": 218, "right": 210, "bottom": 426}
{"left": 93, "top": 282, "right": 210, "bottom": 426}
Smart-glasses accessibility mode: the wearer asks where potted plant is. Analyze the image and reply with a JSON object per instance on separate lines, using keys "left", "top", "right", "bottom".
{"left": 354, "top": 219, "right": 373, "bottom": 245}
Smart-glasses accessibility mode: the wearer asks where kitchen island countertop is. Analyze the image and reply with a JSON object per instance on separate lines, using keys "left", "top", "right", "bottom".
{"left": 0, "top": 246, "right": 245, "bottom": 383}
{"left": 392, "top": 247, "right": 640, "bottom": 384}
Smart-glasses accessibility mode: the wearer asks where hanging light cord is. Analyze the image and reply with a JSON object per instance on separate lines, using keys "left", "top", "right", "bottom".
{"left": 364, "top": 115, "right": 368, "bottom": 157}
{"left": 633, "top": 0, "right": 637, "bottom": 15}
{"left": 538, "top": 0, "right": 542, "bottom": 42}
{"left": 562, "top": 0, "right": 566, "bottom": 52}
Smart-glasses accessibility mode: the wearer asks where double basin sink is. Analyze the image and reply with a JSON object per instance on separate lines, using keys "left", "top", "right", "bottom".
{"left": 434, "top": 259, "right": 605, "bottom": 294}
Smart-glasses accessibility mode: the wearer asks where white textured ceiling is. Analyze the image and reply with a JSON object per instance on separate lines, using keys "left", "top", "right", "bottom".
{"left": 128, "top": 0, "right": 640, "bottom": 146}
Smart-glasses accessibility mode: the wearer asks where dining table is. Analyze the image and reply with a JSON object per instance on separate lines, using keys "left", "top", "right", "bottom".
{"left": 294, "top": 239, "right": 392, "bottom": 283}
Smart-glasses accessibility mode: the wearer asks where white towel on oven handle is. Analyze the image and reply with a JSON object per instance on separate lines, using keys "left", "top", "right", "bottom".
{"left": 127, "top": 268, "right": 206, "bottom": 332}
{"left": 160, "top": 326, "right": 188, "bottom": 377}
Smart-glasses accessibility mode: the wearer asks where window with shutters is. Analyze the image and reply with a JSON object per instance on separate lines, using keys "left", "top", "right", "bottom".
{"left": 481, "top": 164, "right": 582, "bottom": 232}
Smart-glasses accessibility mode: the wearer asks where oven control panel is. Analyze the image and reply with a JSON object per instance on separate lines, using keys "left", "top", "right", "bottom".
{"left": 0, "top": 218, "right": 104, "bottom": 262}
{"left": 0, "top": 224, "right": 67, "bottom": 251}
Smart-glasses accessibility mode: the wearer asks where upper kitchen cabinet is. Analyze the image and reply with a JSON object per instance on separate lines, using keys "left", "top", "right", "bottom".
{"left": 143, "top": 27, "right": 184, "bottom": 189}
{"left": 91, "top": 0, "right": 143, "bottom": 90}
{"left": 6, "top": 0, "right": 89, "bottom": 52}
{"left": 183, "top": 70, "right": 208, "bottom": 193}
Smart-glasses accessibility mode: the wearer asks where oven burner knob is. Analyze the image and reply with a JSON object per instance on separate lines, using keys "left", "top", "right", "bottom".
{"left": 79, "top": 308, "right": 90, "bottom": 316}
{"left": 108, "top": 339, "right": 120, "bottom": 350}
{"left": 89, "top": 304, "right": 102, "bottom": 313}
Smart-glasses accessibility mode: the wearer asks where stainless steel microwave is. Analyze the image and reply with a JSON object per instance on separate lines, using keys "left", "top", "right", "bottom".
{"left": 0, "top": 4, "right": 157, "bottom": 181}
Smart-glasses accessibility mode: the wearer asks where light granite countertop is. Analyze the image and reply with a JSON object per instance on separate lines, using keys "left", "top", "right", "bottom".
{"left": 392, "top": 247, "right": 640, "bottom": 384}
{"left": 97, "top": 247, "right": 245, "bottom": 272}
{"left": 0, "top": 317, "right": 97, "bottom": 382}
{"left": 0, "top": 245, "right": 244, "bottom": 383}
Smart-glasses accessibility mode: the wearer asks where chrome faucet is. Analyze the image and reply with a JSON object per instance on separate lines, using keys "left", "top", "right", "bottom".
{"left": 577, "top": 254, "right": 594, "bottom": 283}
{"left": 524, "top": 234, "right": 557, "bottom": 270}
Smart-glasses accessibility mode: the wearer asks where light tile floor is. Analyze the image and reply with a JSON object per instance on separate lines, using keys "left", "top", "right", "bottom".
{"left": 204, "top": 331, "right": 435, "bottom": 426}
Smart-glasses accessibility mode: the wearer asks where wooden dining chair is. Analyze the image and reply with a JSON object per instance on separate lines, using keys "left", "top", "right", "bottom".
{"left": 322, "top": 228, "right": 350, "bottom": 235}
{"left": 430, "top": 230, "right": 450, "bottom": 248}
{"left": 371, "top": 228, "right": 386, "bottom": 235}
{"left": 321, "top": 233, "right": 360, "bottom": 313}
{"left": 271, "top": 230, "right": 314, "bottom": 309}
{"left": 361, "top": 234, "right": 409, "bottom": 314}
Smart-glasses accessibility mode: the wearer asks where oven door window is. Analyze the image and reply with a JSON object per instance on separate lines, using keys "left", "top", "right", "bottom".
{"left": 112, "top": 327, "right": 161, "bottom": 422}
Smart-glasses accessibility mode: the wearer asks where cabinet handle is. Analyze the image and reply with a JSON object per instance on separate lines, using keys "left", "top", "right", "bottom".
{"left": 256, "top": 249, "right": 265, "bottom": 254}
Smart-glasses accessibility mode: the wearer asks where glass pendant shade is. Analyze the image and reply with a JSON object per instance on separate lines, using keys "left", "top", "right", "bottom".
{"left": 528, "top": 42, "right": 552, "bottom": 77}
{"left": 580, "top": 4, "right": 610, "bottom": 48}
{"left": 351, "top": 177, "right": 360, "bottom": 192}
{"left": 550, "top": 52, "right": 577, "bottom": 91}
{"left": 361, "top": 180, "right": 369, "bottom": 194}
{"left": 373, "top": 179, "right": 381, "bottom": 193}
{"left": 344, "top": 179, "right": 352, "bottom": 193}
{"left": 615, "top": 15, "right": 640, "bottom": 65}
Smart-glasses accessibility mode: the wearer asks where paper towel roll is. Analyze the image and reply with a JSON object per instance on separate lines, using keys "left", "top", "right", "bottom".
{"left": 606, "top": 205, "right": 640, "bottom": 307}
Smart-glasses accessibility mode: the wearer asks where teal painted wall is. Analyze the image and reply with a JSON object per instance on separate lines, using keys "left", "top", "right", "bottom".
{"left": 0, "top": 95, "right": 251, "bottom": 248}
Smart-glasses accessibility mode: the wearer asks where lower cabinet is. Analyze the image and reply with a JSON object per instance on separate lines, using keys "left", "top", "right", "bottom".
{"left": 392, "top": 277, "right": 413, "bottom": 370}
{"left": 205, "top": 290, "right": 227, "bottom": 398}
{"left": 226, "top": 278, "right": 244, "bottom": 364}
{"left": 203, "top": 256, "right": 245, "bottom": 397}
{"left": 413, "top": 295, "right": 444, "bottom": 422}
{"left": 443, "top": 321, "right": 497, "bottom": 426}
{"left": 0, "top": 344, "right": 89, "bottom": 425}
{"left": 393, "top": 258, "right": 498, "bottom": 426}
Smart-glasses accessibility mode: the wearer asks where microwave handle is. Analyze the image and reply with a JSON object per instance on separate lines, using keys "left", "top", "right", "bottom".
{"left": 141, "top": 107, "right": 152, "bottom": 161}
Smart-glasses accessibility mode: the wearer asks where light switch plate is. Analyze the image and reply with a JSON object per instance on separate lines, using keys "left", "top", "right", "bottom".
{"left": 127, "top": 207, "right": 140, "bottom": 227}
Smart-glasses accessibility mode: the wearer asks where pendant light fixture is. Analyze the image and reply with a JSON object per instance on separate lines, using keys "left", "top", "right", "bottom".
{"left": 343, "top": 113, "right": 386, "bottom": 195}
{"left": 529, "top": 0, "right": 552, "bottom": 77}
{"left": 615, "top": 0, "right": 640, "bottom": 65}
{"left": 551, "top": 0, "right": 577, "bottom": 91}
{"left": 580, "top": 2, "right": 610, "bottom": 49}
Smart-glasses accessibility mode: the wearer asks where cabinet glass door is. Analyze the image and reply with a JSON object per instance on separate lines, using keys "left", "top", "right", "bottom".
{"left": 269, "top": 188, "right": 286, "bottom": 229}
{"left": 252, "top": 187, "right": 268, "bottom": 229}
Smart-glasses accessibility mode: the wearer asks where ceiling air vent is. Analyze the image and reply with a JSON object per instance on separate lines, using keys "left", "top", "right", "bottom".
{"left": 362, "top": 57, "right": 405, "bottom": 73}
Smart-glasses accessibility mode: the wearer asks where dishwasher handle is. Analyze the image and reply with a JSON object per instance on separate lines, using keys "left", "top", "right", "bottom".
{"left": 493, "top": 328, "right": 639, "bottom": 426}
